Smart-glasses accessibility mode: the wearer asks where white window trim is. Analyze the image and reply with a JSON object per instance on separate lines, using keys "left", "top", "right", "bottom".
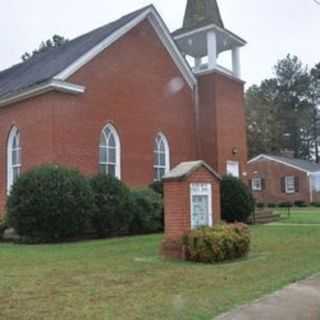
{"left": 252, "top": 177, "right": 262, "bottom": 192}
{"left": 190, "top": 183, "right": 213, "bottom": 229}
{"left": 285, "top": 176, "right": 295, "bottom": 194}
{"left": 226, "top": 160, "right": 240, "bottom": 178}
{"left": 154, "top": 132, "right": 170, "bottom": 181}
{"left": 99, "top": 124, "right": 121, "bottom": 179}
{"left": 7, "top": 126, "right": 22, "bottom": 193}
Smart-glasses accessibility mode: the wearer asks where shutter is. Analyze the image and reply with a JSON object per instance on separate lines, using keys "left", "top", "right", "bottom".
{"left": 261, "top": 178, "right": 266, "bottom": 191}
{"left": 295, "top": 176, "right": 300, "bottom": 193}
{"left": 248, "top": 179, "right": 252, "bottom": 191}
{"left": 280, "top": 177, "right": 286, "bottom": 193}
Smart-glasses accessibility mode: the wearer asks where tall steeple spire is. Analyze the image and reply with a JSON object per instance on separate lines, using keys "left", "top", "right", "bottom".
{"left": 183, "top": 0, "right": 224, "bottom": 30}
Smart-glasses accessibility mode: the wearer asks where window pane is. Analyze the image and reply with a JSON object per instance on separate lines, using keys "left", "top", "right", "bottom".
{"left": 159, "top": 153, "right": 166, "bottom": 166}
{"left": 107, "top": 164, "right": 116, "bottom": 177}
{"left": 108, "top": 134, "right": 116, "bottom": 147}
{"left": 99, "top": 164, "right": 107, "bottom": 175}
{"left": 107, "top": 147, "right": 116, "bottom": 163}
{"left": 100, "top": 133, "right": 107, "bottom": 146}
{"left": 99, "top": 147, "right": 107, "bottom": 163}
{"left": 12, "top": 150, "right": 17, "bottom": 165}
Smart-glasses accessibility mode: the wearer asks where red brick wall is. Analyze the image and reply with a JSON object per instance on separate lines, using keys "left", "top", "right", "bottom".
{"left": 0, "top": 93, "right": 57, "bottom": 213}
{"left": 197, "top": 71, "right": 247, "bottom": 177}
{"left": 0, "top": 20, "right": 196, "bottom": 214}
{"left": 247, "top": 159, "right": 311, "bottom": 204}
{"left": 164, "top": 166, "right": 221, "bottom": 242}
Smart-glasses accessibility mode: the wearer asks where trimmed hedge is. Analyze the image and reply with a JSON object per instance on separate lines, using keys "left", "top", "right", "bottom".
{"left": 6, "top": 165, "right": 94, "bottom": 242}
{"left": 183, "top": 224, "right": 250, "bottom": 263}
{"left": 221, "top": 176, "right": 255, "bottom": 223}
{"left": 294, "top": 201, "right": 307, "bottom": 208}
{"left": 90, "top": 174, "right": 130, "bottom": 237}
{"left": 128, "top": 188, "right": 163, "bottom": 235}
{"left": 0, "top": 216, "right": 7, "bottom": 239}
{"left": 279, "top": 202, "right": 294, "bottom": 208}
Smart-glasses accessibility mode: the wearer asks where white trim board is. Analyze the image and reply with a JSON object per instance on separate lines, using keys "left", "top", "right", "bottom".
{"left": 0, "top": 80, "right": 85, "bottom": 108}
{"left": 54, "top": 7, "right": 197, "bottom": 89}
{"left": 248, "top": 154, "right": 320, "bottom": 175}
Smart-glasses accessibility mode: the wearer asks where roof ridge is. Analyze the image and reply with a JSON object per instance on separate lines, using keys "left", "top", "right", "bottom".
{"left": 0, "top": 4, "right": 153, "bottom": 77}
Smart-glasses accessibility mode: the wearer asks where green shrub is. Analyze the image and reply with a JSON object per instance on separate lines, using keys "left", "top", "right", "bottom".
{"left": 256, "top": 203, "right": 265, "bottom": 209}
{"left": 0, "top": 216, "right": 7, "bottom": 239}
{"left": 183, "top": 224, "right": 250, "bottom": 264}
{"left": 90, "top": 175, "right": 130, "bottom": 238}
{"left": 267, "top": 203, "right": 277, "bottom": 208}
{"left": 279, "top": 202, "right": 293, "bottom": 208}
{"left": 311, "top": 202, "right": 320, "bottom": 207}
{"left": 149, "top": 181, "right": 164, "bottom": 197}
{"left": 294, "top": 201, "right": 307, "bottom": 208}
{"left": 221, "top": 176, "right": 255, "bottom": 223}
{"left": 128, "top": 188, "right": 163, "bottom": 235}
{"left": 6, "top": 165, "right": 94, "bottom": 243}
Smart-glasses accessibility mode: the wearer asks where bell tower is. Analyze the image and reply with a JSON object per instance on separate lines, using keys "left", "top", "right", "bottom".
{"left": 173, "top": 0, "right": 248, "bottom": 177}
{"left": 173, "top": 0, "right": 245, "bottom": 78}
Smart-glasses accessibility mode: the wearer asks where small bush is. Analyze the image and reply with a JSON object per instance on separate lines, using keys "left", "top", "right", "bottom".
{"left": 311, "top": 202, "right": 320, "bottom": 207}
{"left": 278, "top": 202, "right": 293, "bottom": 208}
{"left": 90, "top": 175, "right": 130, "bottom": 238}
{"left": 256, "top": 203, "right": 265, "bottom": 209}
{"left": 221, "top": 176, "right": 255, "bottom": 223}
{"left": 183, "top": 224, "right": 250, "bottom": 264}
{"left": 294, "top": 201, "right": 307, "bottom": 208}
{"left": 267, "top": 203, "right": 277, "bottom": 208}
{"left": 0, "top": 216, "right": 7, "bottom": 239}
{"left": 6, "top": 165, "right": 94, "bottom": 243}
{"left": 128, "top": 188, "right": 163, "bottom": 235}
{"left": 149, "top": 181, "right": 164, "bottom": 197}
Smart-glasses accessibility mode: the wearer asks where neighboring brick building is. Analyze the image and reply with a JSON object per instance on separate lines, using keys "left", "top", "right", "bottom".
{"left": 247, "top": 154, "right": 320, "bottom": 205}
{"left": 0, "top": 1, "right": 247, "bottom": 214}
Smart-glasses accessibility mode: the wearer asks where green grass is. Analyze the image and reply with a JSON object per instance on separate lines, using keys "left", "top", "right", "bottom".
{"left": 276, "top": 207, "right": 320, "bottom": 224}
{"left": 1, "top": 223, "right": 320, "bottom": 319}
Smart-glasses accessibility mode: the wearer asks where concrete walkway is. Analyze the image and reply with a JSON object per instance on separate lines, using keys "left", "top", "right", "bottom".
{"left": 215, "top": 275, "right": 320, "bottom": 320}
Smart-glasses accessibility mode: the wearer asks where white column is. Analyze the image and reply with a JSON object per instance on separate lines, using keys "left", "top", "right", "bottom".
{"left": 194, "top": 57, "right": 202, "bottom": 70}
{"left": 232, "top": 47, "right": 241, "bottom": 78}
{"left": 207, "top": 31, "right": 217, "bottom": 70}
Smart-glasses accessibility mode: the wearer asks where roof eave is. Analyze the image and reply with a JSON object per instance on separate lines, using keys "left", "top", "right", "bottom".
{"left": 0, "top": 80, "right": 85, "bottom": 108}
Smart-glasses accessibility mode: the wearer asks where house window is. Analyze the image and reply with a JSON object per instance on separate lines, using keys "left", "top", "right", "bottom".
{"left": 190, "top": 183, "right": 212, "bottom": 229}
{"left": 226, "top": 161, "right": 240, "bottom": 178}
{"left": 154, "top": 133, "right": 170, "bottom": 181}
{"left": 285, "top": 176, "right": 295, "bottom": 194}
{"left": 252, "top": 177, "right": 262, "bottom": 192}
{"left": 99, "top": 124, "right": 121, "bottom": 179}
{"left": 7, "top": 127, "right": 22, "bottom": 192}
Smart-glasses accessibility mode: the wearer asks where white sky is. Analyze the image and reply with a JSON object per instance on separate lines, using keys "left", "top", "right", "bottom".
{"left": 0, "top": 0, "right": 319, "bottom": 86}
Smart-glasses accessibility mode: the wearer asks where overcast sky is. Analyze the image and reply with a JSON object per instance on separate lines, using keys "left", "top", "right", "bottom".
{"left": 0, "top": 0, "right": 319, "bottom": 86}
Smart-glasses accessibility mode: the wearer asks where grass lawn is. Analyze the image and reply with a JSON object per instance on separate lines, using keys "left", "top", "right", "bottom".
{"left": 276, "top": 207, "right": 320, "bottom": 224}
{"left": 1, "top": 220, "right": 320, "bottom": 319}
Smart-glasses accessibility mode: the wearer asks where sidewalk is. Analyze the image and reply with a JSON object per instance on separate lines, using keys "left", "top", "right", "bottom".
{"left": 215, "top": 275, "right": 320, "bottom": 320}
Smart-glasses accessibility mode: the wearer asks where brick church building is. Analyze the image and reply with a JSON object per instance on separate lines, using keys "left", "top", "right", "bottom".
{"left": 0, "top": 0, "right": 247, "bottom": 213}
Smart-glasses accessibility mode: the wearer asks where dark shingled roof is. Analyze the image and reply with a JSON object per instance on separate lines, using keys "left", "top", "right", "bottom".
{"left": 0, "top": 5, "right": 152, "bottom": 99}
{"left": 173, "top": 0, "right": 224, "bottom": 36}
{"left": 257, "top": 155, "right": 320, "bottom": 173}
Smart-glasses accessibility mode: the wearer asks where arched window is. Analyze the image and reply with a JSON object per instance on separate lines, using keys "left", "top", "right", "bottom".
{"left": 154, "top": 133, "right": 170, "bottom": 181}
{"left": 7, "top": 126, "right": 22, "bottom": 192}
{"left": 99, "top": 124, "right": 121, "bottom": 179}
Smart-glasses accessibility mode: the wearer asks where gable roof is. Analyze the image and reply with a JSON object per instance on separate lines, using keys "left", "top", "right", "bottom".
{"left": 163, "top": 160, "right": 222, "bottom": 182}
{"left": 0, "top": 5, "right": 196, "bottom": 107}
{"left": 249, "top": 154, "right": 320, "bottom": 174}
